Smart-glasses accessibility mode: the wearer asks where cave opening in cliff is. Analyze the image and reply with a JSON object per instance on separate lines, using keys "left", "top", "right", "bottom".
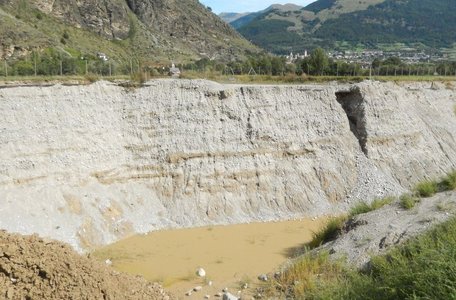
{"left": 336, "top": 89, "right": 369, "bottom": 156}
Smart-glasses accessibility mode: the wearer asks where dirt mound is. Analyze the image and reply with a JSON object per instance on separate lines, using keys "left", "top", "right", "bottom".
{"left": 0, "top": 230, "right": 173, "bottom": 300}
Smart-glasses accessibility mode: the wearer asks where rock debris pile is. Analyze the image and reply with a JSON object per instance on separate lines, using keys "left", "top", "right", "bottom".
{"left": 0, "top": 230, "right": 173, "bottom": 300}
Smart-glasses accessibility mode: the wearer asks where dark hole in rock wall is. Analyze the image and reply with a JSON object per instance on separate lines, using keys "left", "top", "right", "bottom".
{"left": 336, "top": 88, "right": 369, "bottom": 156}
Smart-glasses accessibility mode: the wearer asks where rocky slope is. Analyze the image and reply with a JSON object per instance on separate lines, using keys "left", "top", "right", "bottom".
{"left": 0, "top": 230, "right": 173, "bottom": 299}
{"left": 0, "top": 0, "right": 257, "bottom": 61}
{"left": 320, "top": 190, "right": 456, "bottom": 268}
{"left": 0, "top": 79, "right": 455, "bottom": 251}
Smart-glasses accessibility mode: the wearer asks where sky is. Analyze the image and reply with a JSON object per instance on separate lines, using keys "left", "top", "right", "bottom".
{"left": 199, "top": 0, "right": 316, "bottom": 14}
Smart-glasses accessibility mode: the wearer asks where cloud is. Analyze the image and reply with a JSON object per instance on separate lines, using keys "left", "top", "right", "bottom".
{"left": 200, "top": 0, "right": 316, "bottom": 14}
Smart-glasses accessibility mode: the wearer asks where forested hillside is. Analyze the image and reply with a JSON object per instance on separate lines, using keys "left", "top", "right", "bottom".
{"left": 236, "top": 0, "right": 456, "bottom": 53}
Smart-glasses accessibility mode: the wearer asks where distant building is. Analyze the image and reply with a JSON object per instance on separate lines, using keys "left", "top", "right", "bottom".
{"left": 169, "top": 63, "right": 181, "bottom": 77}
{"left": 286, "top": 51, "right": 309, "bottom": 63}
{"left": 97, "top": 52, "right": 108, "bottom": 61}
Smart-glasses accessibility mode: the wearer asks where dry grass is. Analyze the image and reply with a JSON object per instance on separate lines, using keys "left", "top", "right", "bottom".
{"left": 264, "top": 251, "right": 345, "bottom": 299}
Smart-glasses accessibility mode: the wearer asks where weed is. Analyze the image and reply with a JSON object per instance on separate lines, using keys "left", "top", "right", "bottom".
{"left": 308, "top": 216, "right": 348, "bottom": 249}
{"left": 265, "top": 251, "right": 345, "bottom": 299}
{"left": 436, "top": 201, "right": 454, "bottom": 212}
{"left": 349, "top": 202, "right": 371, "bottom": 216}
{"left": 84, "top": 73, "right": 99, "bottom": 83}
{"left": 349, "top": 196, "right": 395, "bottom": 217}
{"left": 414, "top": 180, "right": 438, "bottom": 197}
{"left": 130, "top": 71, "right": 146, "bottom": 85}
{"left": 439, "top": 170, "right": 456, "bottom": 191}
{"left": 310, "top": 197, "right": 395, "bottom": 249}
{"left": 400, "top": 194, "right": 420, "bottom": 209}
{"left": 269, "top": 217, "right": 456, "bottom": 299}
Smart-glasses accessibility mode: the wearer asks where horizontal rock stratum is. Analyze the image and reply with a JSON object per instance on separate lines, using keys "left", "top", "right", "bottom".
{"left": 0, "top": 79, "right": 455, "bottom": 251}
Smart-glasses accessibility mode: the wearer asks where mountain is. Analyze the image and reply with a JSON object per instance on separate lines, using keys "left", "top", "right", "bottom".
{"left": 229, "top": 3, "right": 302, "bottom": 29}
{"left": 0, "top": 0, "right": 258, "bottom": 63}
{"left": 219, "top": 12, "right": 250, "bottom": 23}
{"left": 235, "top": 0, "right": 456, "bottom": 54}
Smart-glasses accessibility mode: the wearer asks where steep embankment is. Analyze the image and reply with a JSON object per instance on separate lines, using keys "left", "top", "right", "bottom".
{"left": 0, "top": 80, "right": 455, "bottom": 251}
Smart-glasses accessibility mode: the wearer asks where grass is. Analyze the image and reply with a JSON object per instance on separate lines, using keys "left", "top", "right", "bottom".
{"left": 268, "top": 217, "right": 456, "bottom": 299}
{"left": 349, "top": 197, "right": 395, "bottom": 217}
{"left": 4, "top": 71, "right": 454, "bottom": 85}
{"left": 268, "top": 172, "right": 456, "bottom": 298}
{"left": 439, "top": 170, "right": 456, "bottom": 191}
{"left": 181, "top": 72, "right": 456, "bottom": 84}
{"left": 84, "top": 73, "right": 99, "bottom": 83}
{"left": 399, "top": 194, "right": 420, "bottom": 210}
{"left": 308, "top": 197, "right": 395, "bottom": 250}
{"left": 308, "top": 171, "right": 456, "bottom": 250}
{"left": 414, "top": 179, "right": 438, "bottom": 197}
{"left": 413, "top": 171, "right": 456, "bottom": 198}
{"left": 308, "top": 216, "right": 348, "bottom": 249}
{"left": 0, "top": 74, "right": 130, "bottom": 84}
{"left": 266, "top": 251, "right": 346, "bottom": 298}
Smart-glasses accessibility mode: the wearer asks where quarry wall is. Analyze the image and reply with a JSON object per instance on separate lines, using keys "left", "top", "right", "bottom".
{"left": 0, "top": 79, "right": 455, "bottom": 251}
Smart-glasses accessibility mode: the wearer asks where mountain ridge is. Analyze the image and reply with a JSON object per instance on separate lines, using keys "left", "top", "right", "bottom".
{"left": 234, "top": 0, "right": 456, "bottom": 54}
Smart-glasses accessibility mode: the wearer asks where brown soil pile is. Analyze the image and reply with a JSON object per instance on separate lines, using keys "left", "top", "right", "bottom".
{"left": 0, "top": 230, "right": 174, "bottom": 300}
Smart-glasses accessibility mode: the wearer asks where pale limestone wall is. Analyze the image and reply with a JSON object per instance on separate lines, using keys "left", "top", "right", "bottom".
{"left": 0, "top": 79, "right": 454, "bottom": 251}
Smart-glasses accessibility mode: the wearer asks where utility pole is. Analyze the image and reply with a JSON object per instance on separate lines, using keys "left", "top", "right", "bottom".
{"left": 34, "top": 54, "right": 37, "bottom": 76}
{"left": 85, "top": 60, "right": 88, "bottom": 75}
{"left": 109, "top": 61, "right": 112, "bottom": 77}
{"left": 60, "top": 60, "right": 63, "bottom": 76}
{"left": 4, "top": 60, "right": 7, "bottom": 77}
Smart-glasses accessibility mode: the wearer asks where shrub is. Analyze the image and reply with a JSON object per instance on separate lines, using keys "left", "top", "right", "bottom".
{"left": 400, "top": 194, "right": 420, "bottom": 209}
{"left": 308, "top": 216, "right": 348, "bottom": 249}
{"left": 84, "top": 73, "right": 99, "bottom": 83}
{"left": 439, "top": 170, "right": 456, "bottom": 191}
{"left": 414, "top": 180, "right": 438, "bottom": 197}
{"left": 131, "top": 71, "right": 146, "bottom": 85}
{"left": 12, "top": 60, "right": 34, "bottom": 76}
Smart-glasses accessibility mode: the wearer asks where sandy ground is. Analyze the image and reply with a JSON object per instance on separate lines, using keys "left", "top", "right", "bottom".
{"left": 93, "top": 218, "right": 326, "bottom": 299}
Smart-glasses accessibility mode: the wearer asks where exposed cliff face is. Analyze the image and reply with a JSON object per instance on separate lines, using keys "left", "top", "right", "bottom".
{"left": 29, "top": 0, "right": 131, "bottom": 39}
{"left": 0, "top": 80, "right": 455, "bottom": 251}
{"left": 126, "top": 0, "right": 247, "bottom": 57}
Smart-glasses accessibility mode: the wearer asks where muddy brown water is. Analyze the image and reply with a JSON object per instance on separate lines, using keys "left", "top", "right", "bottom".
{"left": 93, "top": 218, "right": 326, "bottom": 299}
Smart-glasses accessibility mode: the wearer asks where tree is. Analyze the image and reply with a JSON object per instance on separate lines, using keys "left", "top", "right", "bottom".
{"left": 372, "top": 58, "right": 382, "bottom": 69}
{"left": 310, "top": 48, "right": 328, "bottom": 75}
